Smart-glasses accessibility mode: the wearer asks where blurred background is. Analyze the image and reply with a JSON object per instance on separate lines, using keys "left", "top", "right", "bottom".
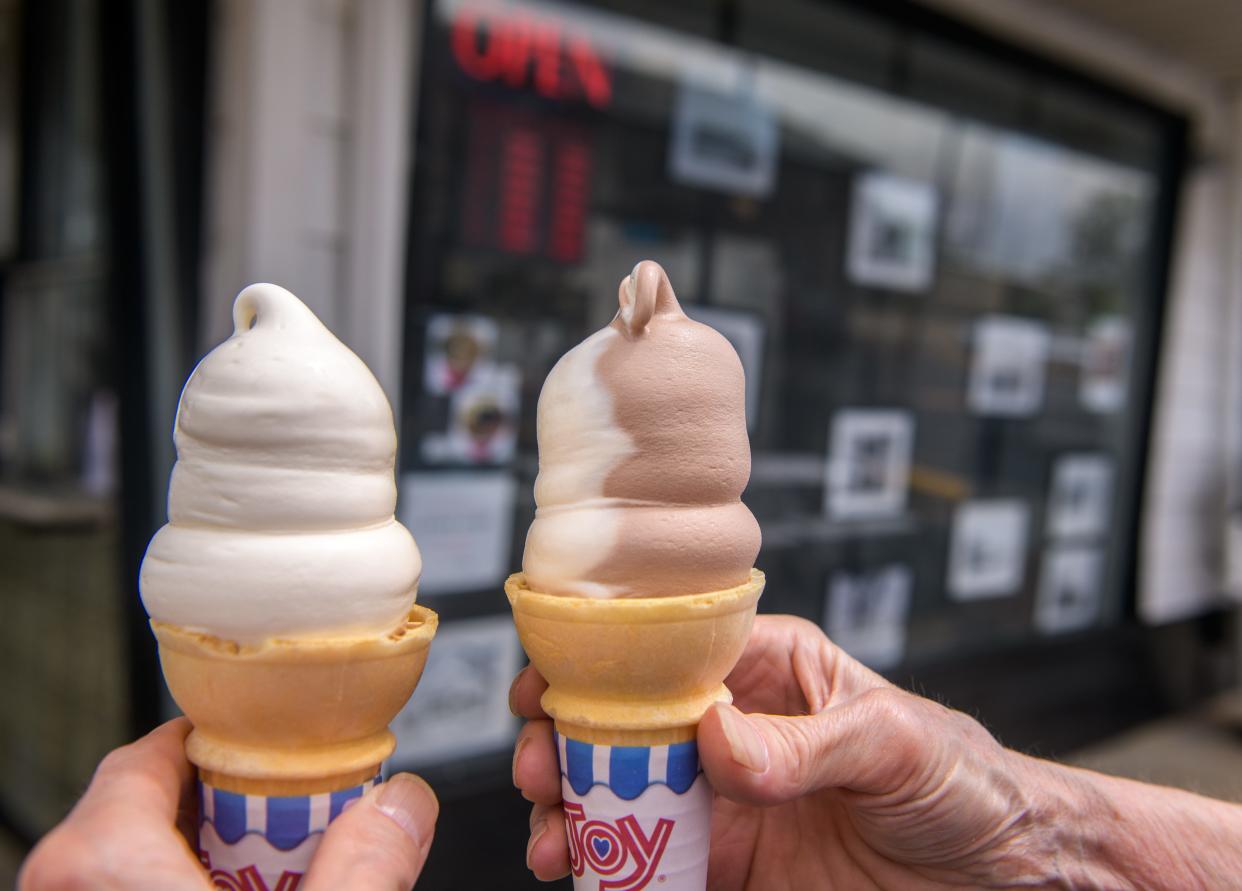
{"left": 4, "top": 0, "right": 1242, "bottom": 886}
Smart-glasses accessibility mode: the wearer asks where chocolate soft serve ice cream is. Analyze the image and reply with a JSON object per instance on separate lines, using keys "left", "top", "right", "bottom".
{"left": 523, "top": 260, "right": 761, "bottom": 598}
{"left": 140, "top": 283, "right": 422, "bottom": 644}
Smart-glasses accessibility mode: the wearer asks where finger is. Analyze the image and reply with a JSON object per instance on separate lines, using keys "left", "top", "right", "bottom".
{"left": 19, "top": 719, "right": 207, "bottom": 891}
{"left": 75, "top": 718, "right": 195, "bottom": 822}
{"left": 700, "top": 690, "right": 929, "bottom": 806}
{"left": 303, "top": 773, "right": 438, "bottom": 891}
{"left": 509, "top": 665, "right": 549, "bottom": 720}
{"left": 726, "top": 615, "right": 888, "bottom": 715}
{"left": 526, "top": 802, "right": 570, "bottom": 881}
{"left": 513, "top": 719, "right": 562, "bottom": 805}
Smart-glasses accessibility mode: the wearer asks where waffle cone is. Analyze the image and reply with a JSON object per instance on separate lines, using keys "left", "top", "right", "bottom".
{"left": 153, "top": 604, "right": 437, "bottom": 793}
{"left": 505, "top": 570, "right": 763, "bottom": 744}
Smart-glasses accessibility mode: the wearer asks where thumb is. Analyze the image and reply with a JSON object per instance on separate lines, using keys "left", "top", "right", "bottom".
{"left": 700, "top": 690, "right": 923, "bottom": 806}
{"left": 302, "top": 773, "right": 438, "bottom": 891}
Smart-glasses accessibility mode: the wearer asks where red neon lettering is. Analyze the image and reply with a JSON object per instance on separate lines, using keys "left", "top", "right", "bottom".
{"left": 451, "top": 7, "right": 611, "bottom": 108}
{"left": 567, "top": 36, "right": 611, "bottom": 107}
{"left": 498, "top": 14, "right": 533, "bottom": 87}
{"left": 451, "top": 10, "right": 503, "bottom": 81}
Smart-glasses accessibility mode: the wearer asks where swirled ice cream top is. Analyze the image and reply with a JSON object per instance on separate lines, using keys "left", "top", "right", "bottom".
{"left": 139, "top": 284, "right": 421, "bottom": 644}
{"left": 522, "top": 260, "right": 761, "bottom": 598}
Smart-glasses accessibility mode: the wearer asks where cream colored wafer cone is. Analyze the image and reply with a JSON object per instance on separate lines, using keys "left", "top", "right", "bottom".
{"left": 153, "top": 604, "right": 438, "bottom": 794}
{"left": 505, "top": 570, "right": 764, "bottom": 744}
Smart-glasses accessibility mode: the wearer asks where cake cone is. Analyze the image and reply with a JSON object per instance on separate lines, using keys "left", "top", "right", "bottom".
{"left": 153, "top": 604, "right": 437, "bottom": 885}
{"left": 507, "top": 570, "right": 763, "bottom": 890}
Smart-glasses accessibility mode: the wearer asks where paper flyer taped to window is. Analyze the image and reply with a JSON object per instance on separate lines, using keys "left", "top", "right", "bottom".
{"left": 389, "top": 615, "right": 521, "bottom": 767}
{"left": 398, "top": 472, "right": 517, "bottom": 595}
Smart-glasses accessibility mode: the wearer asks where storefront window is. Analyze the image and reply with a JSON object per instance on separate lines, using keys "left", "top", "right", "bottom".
{"left": 396, "top": 0, "right": 1180, "bottom": 772}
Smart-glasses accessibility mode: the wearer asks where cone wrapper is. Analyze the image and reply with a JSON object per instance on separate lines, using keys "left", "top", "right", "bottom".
{"left": 558, "top": 731, "right": 710, "bottom": 891}
{"left": 151, "top": 605, "right": 437, "bottom": 888}
{"left": 197, "top": 773, "right": 379, "bottom": 889}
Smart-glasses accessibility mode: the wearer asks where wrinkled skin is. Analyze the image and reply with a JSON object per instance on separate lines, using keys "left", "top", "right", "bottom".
{"left": 20, "top": 719, "right": 438, "bottom": 891}
{"left": 512, "top": 615, "right": 1051, "bottom": 890}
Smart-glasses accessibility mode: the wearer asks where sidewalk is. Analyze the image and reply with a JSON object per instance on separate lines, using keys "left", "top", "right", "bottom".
{"left": 1067, "top": 693, "right": 1242, "bottom": 803}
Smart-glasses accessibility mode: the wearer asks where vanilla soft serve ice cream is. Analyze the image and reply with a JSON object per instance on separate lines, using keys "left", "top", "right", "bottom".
{"left": 140, "top": 283, "right": 421, "bottom": 644}
{"left": 522, "top": 260, "right": 760, "bottom": 598}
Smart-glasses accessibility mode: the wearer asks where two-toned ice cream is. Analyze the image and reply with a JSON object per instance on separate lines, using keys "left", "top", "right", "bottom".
{"left": 522, "top": 260, "right": 761, "bottom": 598}
{"left": 509, "top": 261, "right": 765, "bottom": 891}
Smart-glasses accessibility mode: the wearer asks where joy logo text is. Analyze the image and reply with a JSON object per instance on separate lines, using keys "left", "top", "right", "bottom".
{"left": 563, "top": 802, "right": 675, "bottom": 891}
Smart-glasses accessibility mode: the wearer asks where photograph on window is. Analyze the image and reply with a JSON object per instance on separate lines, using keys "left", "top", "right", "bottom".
{"left": 967, "top": 316, "right": 1050, "bottom": 417}
{"left": 1034, "top": 546, "right": 1105, "bottom": 635}
{"left": 1080, "top": 316, "right": 1132, "bottom": 414}
{"left": 846, "top": 171, "right": 939, "bottom": 293}
{"left": 1047, "top": 454, "right": 1114, "bottom": 541}
{"left": 947, "top": 499, "right": 1031, "bottom": 600}
{"left": 683, "top": 305, "right": 765, "bottom": 432}
{"left": 823, "top": 564, "right": 912, "bottom": 670}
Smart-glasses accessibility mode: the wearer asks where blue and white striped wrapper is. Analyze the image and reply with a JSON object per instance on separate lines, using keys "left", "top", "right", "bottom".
{"left": 196, "top": 775, "right": 379, "bottom": 889}
{"left": 556, "top": 731, "right": 713, "bottom": 891}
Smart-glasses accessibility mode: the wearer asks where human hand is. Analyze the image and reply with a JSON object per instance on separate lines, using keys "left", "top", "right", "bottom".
{"left": 19, "top": 718, "right": 438, "bottom": 891}
{"left": 511, "top": 614, "right": 1053, "bottom": 890}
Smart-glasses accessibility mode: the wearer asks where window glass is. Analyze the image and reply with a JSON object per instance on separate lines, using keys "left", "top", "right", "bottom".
{"left": 402, "top": 0, "right": 1175, "bottom": 681}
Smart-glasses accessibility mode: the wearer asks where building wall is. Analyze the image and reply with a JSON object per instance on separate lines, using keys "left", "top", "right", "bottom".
{"left": 201, "top": 0, "right": 416, "bottom": 404}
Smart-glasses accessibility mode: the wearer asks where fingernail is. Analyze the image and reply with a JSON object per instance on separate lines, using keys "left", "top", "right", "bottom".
{"left": 375, "top": 774, "right": 438, "bottom": 849}
{"left": 512, "top": 734, "right": 531, "bottom": 788}
{"left": 509, "top": 668, "right": 526, "bottom": 716}
{"left": 526, "top": 818, "right": 548, "bottom": 871}
{"left": 717, "top": 706, "right": 769, "bottom": 773}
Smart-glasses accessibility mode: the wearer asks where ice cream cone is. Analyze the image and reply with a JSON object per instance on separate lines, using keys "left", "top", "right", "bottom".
{"left": 153, "top": 604, "right": 437, "bottom": 786}
{"left": 506, "top": 570, "right": 763, "bottom": 738}
{"left": 507, "top": 571, "right": 763, "bottom": 891}
{"left": 152, "top": 604, "right": 437, "bottom": 886}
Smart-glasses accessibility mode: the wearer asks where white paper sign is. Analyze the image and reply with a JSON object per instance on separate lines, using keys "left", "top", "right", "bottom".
{"left": 823, "top": 565, "right": 912, "bottom": 669}
{"left": 825, "top": 409, "right": 914, "bottom": 520}
{"left": 668, "top": 84, "right": 778, "bottom": 198}
{"left": 1047, "top": 454, "right": 1114, "bottom": 540}
{"left": 399, "top": 472, "right": 516, "bottom": 595}
{"left": 947, "top": 499, "right": 1030, "bottom": 600}
{"left": 968, "top": 316, "right": 1050, "bottom": 417}
{"left": 389, "top": 615, "right": 521, "bottom": 768}
{"left": 1034, "top": 546, "right": 1104, "bottom": 634}
{"left": 683, "top": 305, "right": 764, "bottom": 432}
{"left": 846, "top": 171, "right": 939, "bottom": 293}
{"left": 1080, "top": 316, "right": 1131, "bottom": 413}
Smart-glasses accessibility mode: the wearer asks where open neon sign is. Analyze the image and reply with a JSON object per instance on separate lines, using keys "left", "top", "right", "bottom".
{"left": 450, "top": 7, "right": 613, "bottom": 108}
